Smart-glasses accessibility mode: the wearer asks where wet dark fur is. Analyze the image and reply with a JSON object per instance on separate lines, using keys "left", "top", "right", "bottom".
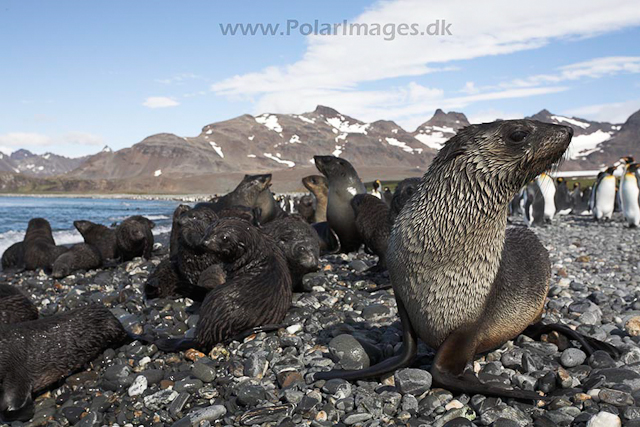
{"left": 1, "top": 242, "right": 24, "bottom": 272}
{"left": 194, "top": 218, "right": 292, "bottom": 349}
{"left": 351, "top": 194, "right": 391, "bottom": 271}
{"left": 116, "top": 216, "right": 155, "bottom": 261}
{"left": 74, "top": 220, "right": 118, "bottom": 260}
{"left": 170, "top": 205, "right": 192, "bottom": 259}
{"left": 262, "top": 216, "right": 320, "bottom": 291}
{"left": 296, "top": 195, "right": 316, "bottom": 224}
{"left": 0, "top": 306, "right": 127, "bottom": 421}
{"left": 23, "top": 218, "right": 68, "bottom": 272}
{"left": 51, "top": 243, "right": 103, "bottom": 279}
{"left": 0, "top": 284, "right": 38, "bottom": 325}
{"left": 144, "top": 257, "right": 198, "bottom": 300}
{"left": 389, "top": 177, "right": 421, "bottom": 223}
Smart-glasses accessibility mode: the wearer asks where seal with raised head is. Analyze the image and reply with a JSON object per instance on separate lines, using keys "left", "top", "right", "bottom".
{"left": 157, "top": 218, "right": 292, "bottom": 351}
{"left": 116, "top": 215, "right": 155, "bottom": 261}
{"left": 262, "top": 215, "right": 320, "bottom": 291}
{"left": 314, "top": 155, "right": 365, "bottom": 253}
{"left": 74, "top": 220, "right": 118, "bottom": 260}
{"left": 0, "top": 284, "right": 38, "bottom": 325}
{"left": 22, "top": 218, "right": 68, "bottom": 272}
{"left": 51, "top": 243, "right": 103, "bottom": 279}
{"left": 314, "top": 120, "right": 618, "bottom": 399}
{"left": 351, "top": 194, "right": 391, "bottom": 271}
{"left": 302, "top": 175, "right": 329, "bottom": 223}
{"left": 0, "top": 305, "right": 127, "bottom": 422}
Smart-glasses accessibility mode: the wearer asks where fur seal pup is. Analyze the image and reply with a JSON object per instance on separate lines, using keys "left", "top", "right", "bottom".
{"left": 295, "top": 195, "right": 316, "bottom": 224}
{"left": 0, "top": 284, "right": 37, "bottom": 325}
{"left": 144, "top": 257, "right": 189, "bottom": 300}
{"left": 262, "top": 215, "right": 320, "bottom": 291}
{"left": 382, "top": 187, "right": 393, "bottom": 206}
{"left": 51, "top": 243, "right": 103, "bottom": 279}
{"left": 620, "top": 162, "right": 640, "bottom": 227}
{"left": 302, "top": 175, "right": 329, "bottom": 223}
{"left": 170, "top": 205, "right": 193, "bottom": 258}
{"left": 23, "top": 218, "right": 68, "bottom": 272}
{"left": 1, "top": 242, "right": 24, "bottom": 272}
{"left": 158, "top": 218, "right": 292, "bottom": 351}
{"left": 314, "top": 120, "right": 617, "bottom": 399}
{"left": 554, "top": 177, "right": 573, "bottom": 215}
{"left": 389, "top": 177, "right": 421, "bottom": 223}
{"left": 314, "top": 155, "right": 365, "bottom": 253}
{"left": 0, "top": 305, "right": 127, "bottom": 421}
{"left": 74, "top": 220, "right": 118, "bottom": 261}
{"left": 116, "top": 215, "right": 155, "bottom": 261}
{"left": 591, "top": 167, "right": 617, "bottom": 221}
{"left": 351, "top": 194, "right": 391, "bottom": 271}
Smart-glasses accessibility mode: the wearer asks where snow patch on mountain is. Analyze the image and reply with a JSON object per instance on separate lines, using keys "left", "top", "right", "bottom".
{"left": 567, "top": 130, "right": 613, "bottom": 159}
{"left": 255, "top": 114, "right": 283, "bottom": 133}
{"left": 264, "top": 153, "right": 295, "bottom": 167}
{"left": 326, "top": 116, "right": 369, "bottom": 134}
{"left": 551, "top": 115, "right": 590, "bottom": 129}
{"left": 209, "top": 141, "right": 224, "bottom": 158}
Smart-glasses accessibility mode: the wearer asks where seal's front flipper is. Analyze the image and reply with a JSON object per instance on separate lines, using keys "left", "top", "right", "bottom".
{"left": 523, "top": 322, "right": 620, "bottom": 358}
{"left": 312, "top": 222, "right": 341, "bottom": 255}
{"left": 312, "top": 296, "right": 417, "bottom": 381}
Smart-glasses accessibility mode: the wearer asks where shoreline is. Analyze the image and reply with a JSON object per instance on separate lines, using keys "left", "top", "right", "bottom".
{"left": 0, "top": 193, "right": 213, "bottom": 202}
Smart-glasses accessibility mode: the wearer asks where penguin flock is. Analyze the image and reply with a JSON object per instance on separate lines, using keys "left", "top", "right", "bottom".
{"left": 515, "top": 156, "right": 640, "bottom": 227}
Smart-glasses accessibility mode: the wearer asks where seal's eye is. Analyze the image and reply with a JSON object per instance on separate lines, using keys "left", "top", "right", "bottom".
{"left": 509, "top": 131, "right": 528, "bottom": 143}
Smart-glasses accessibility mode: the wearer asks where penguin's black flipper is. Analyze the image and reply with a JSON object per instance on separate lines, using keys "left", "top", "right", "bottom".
{"left": 524, "top": 322, "right": 620, "bottom": 359}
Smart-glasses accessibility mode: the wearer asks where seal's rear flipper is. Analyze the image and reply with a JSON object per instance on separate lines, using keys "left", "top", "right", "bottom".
{"left": 523, "top": 322, "right": 620, "bottom": 358}
{"left": 312, "top": 296, "right": 417, "bottom": 381}
{"left": 312, "top": 222, "right": 341, "bottom": 255}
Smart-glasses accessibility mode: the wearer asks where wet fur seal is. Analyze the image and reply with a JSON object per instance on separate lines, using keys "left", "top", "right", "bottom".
{"left": 389, "top": 177, "right": 421, "bottom": 224}
{"left": 314, "top": 155, "right": 365, "bottom": 253}
{"left": 51, "top": 243, "right": 103, "bottom": 279}
{"left": 351, "top": 194, "right": 391, "bottom": 271}
{"left": 262, "top": 215, "right": 320, "bottom": 291}
{"left": 116, "top": 215, "right": 155, "bottom": 261}
{"left": 74, "top": 220, "right": 118, "bottom": 261}
{"left": 23, "top": 218, "right": 68, "bottom": 272}
{"left": 302, "top": 175, "right": 329, "bottom": 223}
{"left": 296, "top": 195, "right": 316, "bottom": 224}
{"left": 314, "top": 120, "right": 618, "bottom": 399}
{"left": 158, "top": 218, "right": 292, "bottom": 351}
{"left": 0, "top": 284, "right": 37, "bottom": 325}
{"left": 1, "top": 242, "right": 24, "bottom": 272}
{"left": 0, "top": 305, "right": 127, "bottom": 421}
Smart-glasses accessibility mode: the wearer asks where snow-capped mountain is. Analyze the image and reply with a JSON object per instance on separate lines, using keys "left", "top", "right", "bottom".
{"left": 0, "top": 149, "right": 89, "bottom": 176}
{"left": 412, "top": 109, "right": 471, "bottom": 150}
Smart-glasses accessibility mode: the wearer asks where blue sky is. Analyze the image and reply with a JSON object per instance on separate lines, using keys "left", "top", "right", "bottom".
{"left": 1, "top": 0, "right": 639, "bottom": 157}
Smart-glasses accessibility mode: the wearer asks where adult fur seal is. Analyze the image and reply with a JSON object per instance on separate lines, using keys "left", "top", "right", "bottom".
{"left": 74, "top": 220, "right": 118, "bottom": 260}
{"left": 351, "top": 194, "right": 391, "bottom": 271}
{"left": 0, "top": 284, "right": 37, "bottom": 325}
{"left": 116, "top": 215, "right": 155, "bottom": 261}
{"left": 262, "top": 216, "right": 320, "bottom": 291}
{"left": 302, "top": 175, "right": 329, "bottom": 223}
{"left": 1, "top": 242, "right": 24, "bottom": 272}
{"left": 314, "top": 155, "right": 365, "bottom": 253}
{"left": 0, "top": 305, "right": 127, "bottom": 421}
{"left": 51, "top": 243, "right": 103, "bottom": 279}
{"left": 389, "top": 177, "right": 421, "bottom": 223}
{"left": 157, "top": 218, "right": 292, "bottom": 351}
{"left": 314, "top": 120, "right": 618, "bottom": 399}
{"left": 23, "top": 218, "right": 68, "bottom": 272}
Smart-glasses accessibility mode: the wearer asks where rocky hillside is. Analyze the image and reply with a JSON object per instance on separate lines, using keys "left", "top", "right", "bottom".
{"left": 412, "top": 109, "right": 470, "bottom": 149}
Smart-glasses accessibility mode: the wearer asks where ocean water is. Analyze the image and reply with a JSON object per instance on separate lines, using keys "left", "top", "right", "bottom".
{"left": 0, "top": 196, "right": 179, "bottom": 256}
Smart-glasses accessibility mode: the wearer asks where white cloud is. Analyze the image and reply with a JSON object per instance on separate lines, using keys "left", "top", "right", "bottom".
{"left": 563, "top": 99, "right": 640, "bottom": 124}
{"left": 210, "top": 0, "right": 640, "bottom": 126}
{"left": 142, "top": 96, "right": 180, "bottom": 108}
{"left": 468, "top": 109, "right": 525, "bottom": 124}
{"left": 0, "top": 132, "right": 51, "bottom": 147}
{"left": 61, "top": 132, "right": 105, "bottom": 146}
{"left": 0, "top": 132, "right": 105, "bottom": 151}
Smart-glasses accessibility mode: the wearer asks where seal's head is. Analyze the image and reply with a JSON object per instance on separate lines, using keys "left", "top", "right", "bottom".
{"left": 302, "top": 175, "right": 328, "bottom": 195}
{"left": 314, "top": 156, "right": 358, "bottom": 182}
{"left": 391, "top": 177, "right": 421, "bottom": 220}
{"left": 200, "top": 218, "right": 257, "bottom": 262}
{"left": 434, "top": 119, "right": 573, "bottom": 197}
{"left": 73, "top": 220, "right": 95, "bottom": 236}
{"left": 26, "top": 218, "right": 52, "bottom": 235}
{"left": 237, "top": 174, "right": 272, "bottom": 196}
{"left": 177, "top": 207, "right": 218, "bottom": 248}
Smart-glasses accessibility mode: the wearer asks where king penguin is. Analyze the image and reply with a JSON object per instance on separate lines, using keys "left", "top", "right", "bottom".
{"left": 523, "top": 181, "right": 545, "bottom": 226}
{"left": 592, "top": 166, "right": 617, "bottom": 221}
{"left": 621, "top": 162, "right": 640, "bottom": 227}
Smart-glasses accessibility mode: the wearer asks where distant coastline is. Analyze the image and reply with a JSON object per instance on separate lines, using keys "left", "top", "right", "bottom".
{"left": 0, "top": 193, "right": 212, "bottom": 202}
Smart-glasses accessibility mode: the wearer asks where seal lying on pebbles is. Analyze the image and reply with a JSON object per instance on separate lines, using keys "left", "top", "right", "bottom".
{"left": 74, "top": 220, "right": 118, "bottom": 260}
{"left": 315, "top": 120, "right": 618, "bottom": 399}
{"left": 144, "top": 257, "right": 188, "bottom": 300}
{"left": 314, "top": 155, "right": 365, "bottom": 253}
{"left": 1, "top": 242, "right": 24, "bottom": 272}
{"left": 351, "top": 194, "right": 391, "bottom": 272}
{"left": 0, "top": 305, "right": 127, "bottom": 422}
{"left": 158, "top": 218, "right": 292, "bottom": 351}
{"left": 23, "top": 218, "right": 68, "bottom": 272}
{"left": 262, "top": 215, "right": 320, "bottom": 291}
{"left": 116, "top": 215, "right": 155, "bottom": 261}
{"left": 51, "top": 243, "right": 103, "bottom": 279}
{"left": 302, "top": 175, "right": 329, "bottom": 223}
{"left": 0, "top": 284, "right": 37, "bottom": 325}
{"left": 389, "top": 177, "right": 421, "bottom": 223}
